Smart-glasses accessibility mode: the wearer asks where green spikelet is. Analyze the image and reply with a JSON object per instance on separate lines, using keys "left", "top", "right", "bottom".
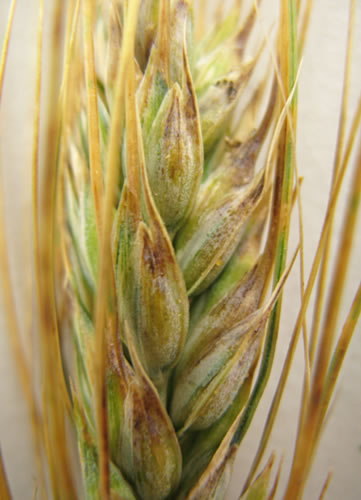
{"left": 106, "top": 329, "right": 182, "bottom": 500}
{"left": 73, "top": 394, "right": 137, "bottom": 500}
{"left": 138, "top": 2, "right": 202, "bottom": 234}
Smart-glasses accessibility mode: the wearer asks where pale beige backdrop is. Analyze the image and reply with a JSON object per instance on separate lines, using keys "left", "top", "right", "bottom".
{"left": 0, "top": 1, "right": 360, "bottom": 499}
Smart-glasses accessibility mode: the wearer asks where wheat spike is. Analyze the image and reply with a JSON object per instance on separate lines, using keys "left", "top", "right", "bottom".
{"left": 61, "top": 1, "right": 283, "bottom": 498}
{"left": 1, "top": 1, "right": 360, "bottom": 500}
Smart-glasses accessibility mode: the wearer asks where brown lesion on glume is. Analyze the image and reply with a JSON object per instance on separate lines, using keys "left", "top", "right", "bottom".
{"left": 141, "top": 226, "right": 174, "bottom": 280}
{"left": 141, "top": 381, "right": 173, "bottom": 440}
